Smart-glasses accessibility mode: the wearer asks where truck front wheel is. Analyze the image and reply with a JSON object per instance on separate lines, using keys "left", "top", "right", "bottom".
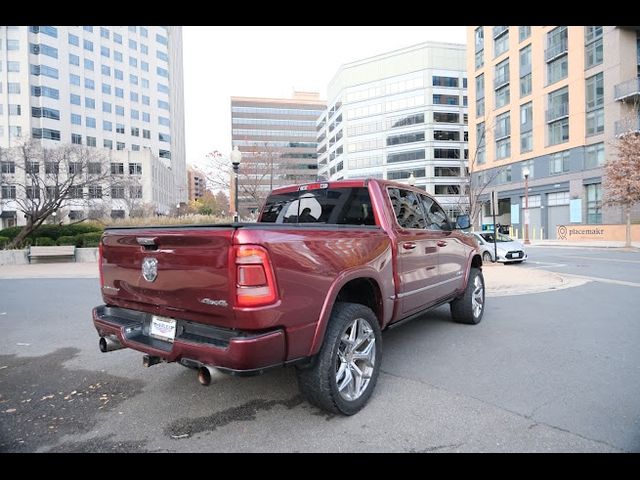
{"left": 450, "top": 267, "right": 485, "bottom": 325}
{"left": 296, "top": 302, "right": 382, "bottom": 415}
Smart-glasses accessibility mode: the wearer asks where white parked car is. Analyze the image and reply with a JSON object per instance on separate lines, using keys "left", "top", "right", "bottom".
{"left": 470, "top": 231, "right": 528, "bottom": 264}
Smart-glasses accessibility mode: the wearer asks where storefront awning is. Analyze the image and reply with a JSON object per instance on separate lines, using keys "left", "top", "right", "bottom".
{"left": 0, "top": 210, "right": 17, "bottom": 219}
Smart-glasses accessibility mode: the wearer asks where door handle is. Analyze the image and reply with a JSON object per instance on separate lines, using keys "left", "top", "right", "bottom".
{"left": 402, "top": 242, "right": 417, "bottom": 250}
{"left": 437, "top": 240, "right": 447, "bottom": 247}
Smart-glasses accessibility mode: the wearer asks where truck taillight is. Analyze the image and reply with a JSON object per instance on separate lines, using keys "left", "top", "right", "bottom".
{"left": 234, "top": 245, "right": 278, "bottom": 307}
{"left": 98, "top": 238, "right": 104, "bottom": 289}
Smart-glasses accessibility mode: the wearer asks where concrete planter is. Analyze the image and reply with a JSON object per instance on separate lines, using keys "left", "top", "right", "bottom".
{"left": 0, "top": 247, "right": 98, "bottom": 265}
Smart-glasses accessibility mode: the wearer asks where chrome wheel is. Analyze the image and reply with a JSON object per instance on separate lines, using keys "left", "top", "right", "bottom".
{"left": 335, "top": 317, "right": 376, "bottom": 402}
{"left": 472, "top": 274, "right": 484, "bottom": 319}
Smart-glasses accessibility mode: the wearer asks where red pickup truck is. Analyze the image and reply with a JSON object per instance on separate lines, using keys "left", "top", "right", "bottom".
{"left": 93, "top": 179, "right": 484, "bottom": 415}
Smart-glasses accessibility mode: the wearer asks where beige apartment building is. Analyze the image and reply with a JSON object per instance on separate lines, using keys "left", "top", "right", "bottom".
{"left": 467, "top": 26, "right": 639, "bottom": 239}
{"left": 187, "top": 165, "right": 206, "bottom": 201}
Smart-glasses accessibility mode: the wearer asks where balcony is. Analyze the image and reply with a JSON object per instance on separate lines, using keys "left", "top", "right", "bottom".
{"left": 494, "top": 73, "right": 510, "bottom": 89}
{"left": 545, "top": 40, "right": 568, "bottom": 62}
{"left": 614, "top": 78, "right": 640, "bottom": 102}
{"left": 493, "top": 26, "right": 508, "bottom": 39}
{"left": 614, "top": 117, "right": 640, "bottom": 136}
{"left": 546, "top": 103, "right": 569, "bottom": 123}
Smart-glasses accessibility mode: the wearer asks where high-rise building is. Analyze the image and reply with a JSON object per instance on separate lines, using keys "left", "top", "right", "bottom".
{"left": 317, "top": 41, "right": 469, "bottom": 218}
{"left": 187, "top": 165, "right": 206, "bottom": 201}
{"left": 230, "top": 91, "right": 325, "bottom": 215}
{"left": 467, "top": 26, "right": 640, "bottom": 239}
{"left": 0, "top": 25, "right": 186, "bottom": 227}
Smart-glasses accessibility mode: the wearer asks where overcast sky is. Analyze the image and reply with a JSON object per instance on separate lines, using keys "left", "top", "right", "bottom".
{"left": 182, "top": 26, "right": 466, "bottom": 169}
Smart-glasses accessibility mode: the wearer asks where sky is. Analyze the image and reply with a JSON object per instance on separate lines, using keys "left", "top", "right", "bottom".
{"left": 182, "top": 26, "right": 467, "bottom": 170}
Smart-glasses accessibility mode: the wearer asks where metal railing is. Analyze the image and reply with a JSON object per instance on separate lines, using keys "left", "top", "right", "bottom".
{"left": 545, "top": 40, "right": 568, "bottom": 62}
{"left": 614, "top": 78, "right": 640, "bottom": 101}
{"left": 614, "top": 117, "right": 640, "bottom": 136}
{"left": 546, "top": 103, "right": 569, "bottom": 123}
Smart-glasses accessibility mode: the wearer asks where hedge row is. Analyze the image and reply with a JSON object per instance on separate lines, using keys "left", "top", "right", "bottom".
{"left": 36, "top": 232, "right": 102, "bottom": 248}
{"left": 0, "top": 222, "right": 104, "bottom": 242}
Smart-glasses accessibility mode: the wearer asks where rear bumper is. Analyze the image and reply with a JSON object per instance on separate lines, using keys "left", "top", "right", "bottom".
{"left": 92, "top": 305, "right": 286, "bottom": 372}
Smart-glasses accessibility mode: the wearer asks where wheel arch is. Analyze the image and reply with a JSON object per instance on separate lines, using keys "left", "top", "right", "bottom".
{"left": 308, "top": 271, "right": 386, "bottom": 356}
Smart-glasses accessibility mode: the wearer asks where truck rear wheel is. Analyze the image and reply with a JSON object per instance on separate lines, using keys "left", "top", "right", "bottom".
{"left": 296, "top": 302, "right": 382, "bottom": 415}
{"left": 450, "top": 267, "right": 485, "bottom": 325}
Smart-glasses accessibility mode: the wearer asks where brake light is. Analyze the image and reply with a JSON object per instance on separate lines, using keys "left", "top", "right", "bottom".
{"left": 234, "top": 245, "right": 278, "bottom": 307}
{"left": 98, "top": 237, "right": 105, "bottom": 289}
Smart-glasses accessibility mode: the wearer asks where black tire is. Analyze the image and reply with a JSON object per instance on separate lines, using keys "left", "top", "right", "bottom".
{"left": 450, "top": 268, "right": 485, "bottom": 325}
{"left": 482, "top": 251, "right": 493, "bottom": 263}
{"left": 296, "top": 302, "right": 382, "bottom": 415}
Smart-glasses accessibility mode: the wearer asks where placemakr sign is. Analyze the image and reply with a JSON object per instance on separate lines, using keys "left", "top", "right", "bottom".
{"left": 556, "top": 224, "right": 640, "bottom": 241}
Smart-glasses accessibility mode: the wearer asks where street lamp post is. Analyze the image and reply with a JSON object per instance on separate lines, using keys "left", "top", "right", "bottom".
{"left": 407, "top": 173, "right": 416, "bottom": 186}
{"left": 523, "top": 166, "right": 531, "bottom": 245}
{"left": 230, "top": 146, "right": 242, "bottom": 222}
{"left": 51, "top": 211, "right": 57, "bottom": 225}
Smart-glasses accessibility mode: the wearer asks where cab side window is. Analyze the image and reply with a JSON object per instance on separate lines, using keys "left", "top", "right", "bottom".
{"left": 388, "top": 187, "right": 427, "bottom": 229}
{"left": 420, "top": 194, "right": 450, "bottom": 231}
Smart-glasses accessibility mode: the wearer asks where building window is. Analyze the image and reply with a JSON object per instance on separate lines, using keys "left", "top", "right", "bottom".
{"left": 111, "top": 162, "right": 124, "bottom": 175}
{"left": 116, "top": 142, "right": 125, "bottom": 151}
{"left": 129, "top": 163, "right": 142, "bottom": 175}
{"left": 88, "top": 162, "right": 101, "bottom": 174}
{"left": 549, "top": 150, "right": 570, "bottom": 175}
{"left": 585, "top": 183, "right": 602, "bottom": 224}
{"left": 495, "top": 58, "right": 510, "bottom": 89}
{"left": 434, "top": 167, "right": 461, "bottom": 177}
{"left": 71, "top": 134, "right": 82, "bottom": 145}
{"left": 7, "top": 61, "right": 20, "bottom": 72}
{"left": 547, "top": 55, "right": 568, "bottom": 85}
{"left": 68, "top": 33, "right": 79, "bottom": 46}
{"left": 159, "top": 149, "right": 172, "bottom": 159}
{"left": 494, "top": 27, "right": 509, "bottom": 58}
{"left": 585, "top": 26, "right": 604, "bottom": 69}
{"left": 433, "top": 94, "right": 459, "bottom": 105}
{"left": 475, "top": 26, "right": 484, "bottom": 69}
{"left": 519, "top": 26, "right": 531, "bottom": 42}
{"left": 89, "top": 186, "right": 102, "bottom": 199}
{"left": 433, "top": 112, "right": 459, "bottom": 124}
{"left": 435, "top": 185, "right": 461, "bottom": 195}
{"left": 387, "top": 132, "right": 424, "bottom": 145}
{"left": 520, "top": 74, "right": 532, "bottom": 98}
{"left": 586, "top": 109, "right": 605, "bottom": 136}
{"left": 130, "top": 186, "right": 143, "bottom": 199}
{"left": 387, "top": 150, "right": 425, "bottom": 164}
{"left": 585, "top": 142, "right": 605, "bottom": 169}
{"left": 585, "top": 72, "right": 604, "bottom": 136}
{"left": 103, "top": 139, "right": 113, "bottom": 150}
{"left": 433, "top": 76, "right": 459, "bottom": 87}
{"left": 520, "top": 102, "right": 533, "bottom": 153}
{"left": 434, "top": 148, "right": 460, "bottom": 159}
{"left": 1, "top": 185, "right": 17, "bottom": 199}
{"left": 495, "top": 85, "right": 510, "bottom": 108}
{"left": 433, "top": 130, "right": 460, "bottom": 141}
{"left": 111, "top": 187, "right": 125, "bottom": 199}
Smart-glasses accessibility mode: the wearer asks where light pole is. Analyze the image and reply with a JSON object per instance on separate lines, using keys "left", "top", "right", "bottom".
{"left": 407, "top": 173, "right": 416, "bottom": 187}
{"left": 230, "top": 146, "right": 242, "bottom": 222}
{"left": 523, "top": 166, "right": 531, "bottom": 245}
{"left": 51, "top": 211, "right": 57, "bottom": 225}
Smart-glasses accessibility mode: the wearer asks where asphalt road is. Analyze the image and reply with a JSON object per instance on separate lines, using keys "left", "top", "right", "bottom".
{"left": 1, "top": 246, "right": 639, "bottom": 452}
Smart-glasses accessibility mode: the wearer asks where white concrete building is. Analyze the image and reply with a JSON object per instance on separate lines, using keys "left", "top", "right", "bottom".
{"left": 317, "top": 41, "right": 469, "bottom": 217}
{"left": 0, "top": 25, "right": 186, "bottom": 226}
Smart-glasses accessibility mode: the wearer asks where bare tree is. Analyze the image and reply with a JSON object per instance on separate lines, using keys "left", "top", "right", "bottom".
{"left": 604, "top": 130, "right": 640, "bottom": 247}
{"left": 455, "top": 118, "right": 505, "bottom": 228}
{"left": 0, "top": 139, "right": 112, "bottom": 248}
{"left": 204, "top": 142, "right": 283, "bottom": 215}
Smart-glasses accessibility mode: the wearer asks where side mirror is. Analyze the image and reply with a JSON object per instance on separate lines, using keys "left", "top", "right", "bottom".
{"left": 455, "top": 215, "right": 470, "bottom": 230}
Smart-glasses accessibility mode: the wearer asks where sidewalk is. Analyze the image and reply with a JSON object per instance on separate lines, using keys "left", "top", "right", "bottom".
{"left": 0, "top": 262, "right": 99, "bottom": 279}
{"left": 0, "top": 260, "right": 586, "bottom": 297}
{"left": 527, "top": 239, "right": 640, "bottom": 249}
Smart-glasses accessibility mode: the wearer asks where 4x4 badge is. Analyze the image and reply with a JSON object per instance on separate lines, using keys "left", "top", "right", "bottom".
{"left": 142, "top": 257, "right": 158, "bottom": 282}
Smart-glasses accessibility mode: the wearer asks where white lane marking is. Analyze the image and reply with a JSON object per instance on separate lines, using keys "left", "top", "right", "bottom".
{"left": 525, "top": 261, "right": 568, "bottom": 269}
{"left": 559, "top": 272, "right": 640, "bottom": 288}
{"left": 565, "top": 255, "right": 640, "bottom": 265}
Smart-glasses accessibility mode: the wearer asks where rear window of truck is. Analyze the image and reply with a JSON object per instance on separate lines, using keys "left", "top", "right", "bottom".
{"left": 260, "top": 187, "right": 375, "bottom": 225}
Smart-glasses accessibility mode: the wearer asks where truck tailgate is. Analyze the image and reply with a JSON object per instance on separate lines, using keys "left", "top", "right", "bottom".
{"left": 100, "top": 227, "right": 234, "bottom": 324}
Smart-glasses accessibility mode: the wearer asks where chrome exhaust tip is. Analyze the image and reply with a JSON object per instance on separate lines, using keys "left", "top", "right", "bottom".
{"left": 197, "top": 366, "right": 216, "bottom": 386}
{"left": 99, "top": 336, "right": 123, "bottom": 353}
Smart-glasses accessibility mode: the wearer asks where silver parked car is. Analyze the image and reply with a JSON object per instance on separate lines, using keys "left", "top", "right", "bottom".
{"left": 470, "top": 231, "right": 528, "bottom": 264}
